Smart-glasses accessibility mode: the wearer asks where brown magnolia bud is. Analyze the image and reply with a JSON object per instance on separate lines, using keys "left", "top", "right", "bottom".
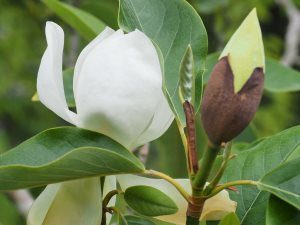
{"left": 201, "top": 57, "right": 264, "bottom": 145}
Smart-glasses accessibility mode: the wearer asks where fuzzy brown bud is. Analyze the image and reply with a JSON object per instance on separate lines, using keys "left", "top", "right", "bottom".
{"left": 201, "top": 57, "right": 264, "bottom": 145}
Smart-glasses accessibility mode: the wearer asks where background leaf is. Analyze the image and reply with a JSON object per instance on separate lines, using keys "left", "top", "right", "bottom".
{"left": 124, "top": 185, "right": 178, "bottom": 216}
{"left": 118, "top": 0, "right": 208, "bottom": 125}
{"left": 266, "top": 195, "right": 300, "bottom": 225}
{"left": 0, "top": 193, "right": 24, "bottom": 225}
{"left": 43, "top": 0, "right": 105, "bottom": 40}
{"left": 0, "top": 127, "right": 144, "bottom": 190}
{"left": 221, "top": 126, "right": 300, "bottom": 225}
{"left": 258, "top": 157, "right": 300, "bottom": 209}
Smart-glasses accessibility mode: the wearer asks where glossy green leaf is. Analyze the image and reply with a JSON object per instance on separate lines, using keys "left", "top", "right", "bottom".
{"left": 0, "top": 127, "right": 144, "bottom": 190}
{"left": 203, "top": 53, "right": 300, "bottom": 93}
{"left": 32, "top": 68, "right": 75, "bottom": 107}
{"left": 221, "top": 126, "right": 300, "bottom": 225}
{"left": 179, "top": 45, "right": 196, "bottom": 105}
{"left": 258, "top": 157, "right": 300, "bottom": 209}
{"left": 266, "top": 195, "right": 300, "bottom": 225}
{"left": 118, "top": 0, "right": 208, "bottom": 125}
{"left": 124, "top": 185, "right": 178, "bottom": 216}
{"left": 42, "top": 0, "right": 106, "bottom": 41}
{"left": 218, "top": 213, "right": 240, "bottom": 225}
{"left": 121, "top": 215, "right": 156, "bottom": 225}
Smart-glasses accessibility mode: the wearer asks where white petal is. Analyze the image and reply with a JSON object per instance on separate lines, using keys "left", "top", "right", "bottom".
{"left": 27, "top": 178, "right": 102, "bottom": 225}
{"left": 133, "top": 91, "right": 174, "bottom": 147}
{"left": 117, "top": 175, "right": 236, "bottom": 224}
{"left": 37, "top": 22, "right": 76, "bottom": 124}
{"left": 73, "top": 27, "right": 115, "bottom": 98}
{"left": 103, "top": 176, "right": 117, "bottom": 225}
{"left": 75, "top": 29, "right": 163, "bottom": 149}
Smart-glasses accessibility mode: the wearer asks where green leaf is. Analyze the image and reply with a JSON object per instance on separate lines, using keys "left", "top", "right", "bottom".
{"left": 118, "top": 0, "right": 208, "bottom": 125}
{"left": 124, "top": 185, "right": 178, "bottom": 216}
{"left": 32, "top": 69, "right": 75, "bottom": 107}
{"left": 0, "top": 127, "right": 144, "bottom": 190}
{"left": 42, "top": 0, "right": 106, "bottom": 40}
{"left": 266, "top": 195, "right": 300, "bottom": 225}
{"left": 203, "top": 53, "right": 300, "bottom": 93}
{"left": 219, "top": 213, "right": 240, "bottom": 225}
{"left": 179, "top": 45, "right": 196, "bottom": 105}
{"left": 258, "top": 157, "right": 300, "bottom": 209}
{"left": 221, "top": 126, "right": 300, "bottom": 225}
{"left": 121, "top": 215, "right": 156, "bottom": 225}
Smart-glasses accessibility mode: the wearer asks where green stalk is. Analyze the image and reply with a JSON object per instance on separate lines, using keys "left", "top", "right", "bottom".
{"left": 192, "top": 143, "right": 221, "bottom": 196}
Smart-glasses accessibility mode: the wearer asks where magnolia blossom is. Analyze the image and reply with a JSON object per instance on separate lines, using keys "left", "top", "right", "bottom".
{"left": 29, "top": 22, "right": 174, "bottom": 225}
{"left": 37, "top": 22, "right": 174, "bottom": 149}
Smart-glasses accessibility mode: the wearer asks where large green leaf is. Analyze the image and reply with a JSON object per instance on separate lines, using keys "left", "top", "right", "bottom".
{"left": 221, "top": 126, "right": 300, "bottom": 225}
{"left": 0, "top": 127, "right": 144, "bottom": 190}
{"left": 118, "top": 0, "right": 208, "bottom": 125}
{"left": 124, "top": 185, "right": 178, "bottom": 216}
{"left": 203, "top": 53, "right": 300, "bottom": 93}
{"left": 43, "top": 0, "right": 106, "bottom": 41}
{"left": 258, "top": 157, "right": 300, "bottom": 209}
{"left": 266, "top": 195, "right": 300, "bottom": 225}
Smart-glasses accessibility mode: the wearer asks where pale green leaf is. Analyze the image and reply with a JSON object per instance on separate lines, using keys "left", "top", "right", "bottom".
{"left": 218, "top": 213, "right": 240, "bottom": 225}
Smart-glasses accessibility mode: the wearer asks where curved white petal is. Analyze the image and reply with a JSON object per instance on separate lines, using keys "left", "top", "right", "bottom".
{"left": 117, "top": 175, "right": 236, "bottom": 224}
{"left": 133, "top": 91, "right": 174, "bottom": 147}
{"left": 27, "top": 178, "right": 102, "bottom": 225}
{"left": 73, "top": 27, "right": 115, "bottom": 98}
{"left": 103, "top": 176, "right": 117, "bottom": 225}
{"left": 75, "top": 29, "right": 163, "bottom": 149}
{"left": 37, "top": 22, "right": 76, "bottom": 124}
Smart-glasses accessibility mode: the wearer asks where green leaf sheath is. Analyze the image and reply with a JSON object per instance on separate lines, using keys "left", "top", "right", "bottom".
{"left": 258, "top": 157, "right": 300, "bottom": 209}
{"left": 266, "top": 195, "right": 300, "bottom": 225}
{"left": 0, "top": 127, "right": 144, "bottom": 190}
{"left": 124, "top": 185, "right": 178, "bottom": 217}
{"left": 43, "top": 0, "right": 106, "bottom": 41}
{"left": 221, "top": 126, "right": 300, "bottom": 225}
{"left": 204, "top": 53, "right": 300, "bottom": 93}
{"left": 119, "top": 0, "right": 208, "bottom": 125}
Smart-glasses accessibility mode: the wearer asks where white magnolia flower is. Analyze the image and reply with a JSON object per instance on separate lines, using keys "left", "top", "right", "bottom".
{"left": 29, "top": 21, "right": 174, "bottom": 225}
{"left": 37, "top": 21, "right": 174, "bottom": 150}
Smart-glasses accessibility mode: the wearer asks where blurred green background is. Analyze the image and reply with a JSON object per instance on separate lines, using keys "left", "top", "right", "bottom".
{"left": 1, "top": 0, "right": 300, "bottom": 224}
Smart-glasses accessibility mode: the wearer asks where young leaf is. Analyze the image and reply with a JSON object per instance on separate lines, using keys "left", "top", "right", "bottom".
{"left": 179, "top": 45, "right": 195, "bottom": 105}
{"left": 0, "top": 127, "right": 144, "bottom": 190}
{"left": 266, "top": 195, "right": 300, "bottom": 225}
{"left": 218, "top": 213, "right": 240, "bottom": 225}
{"left": 42, "top": 0, "right": 106, "bottom": 40}
{"left": 119, "top": 0, "right": 208, "bottom": 126}
{"left": 220, "top": 125, "right": 300, "bottom": 225}
{"left": 258, "top": 157, "right": 300, "bottom": 209}
{"left": 124, "top": 185, "right": 178, "bottom": 216}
